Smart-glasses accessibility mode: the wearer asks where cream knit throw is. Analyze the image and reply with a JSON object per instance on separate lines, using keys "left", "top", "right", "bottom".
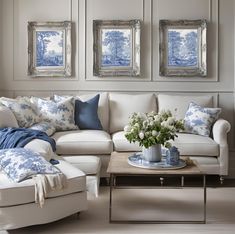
{"left": 33, "top": 173, "right": 67, "bottom": 207}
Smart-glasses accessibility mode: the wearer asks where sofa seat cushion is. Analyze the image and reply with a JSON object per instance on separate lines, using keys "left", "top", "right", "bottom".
{"left": 112, "top": 131, "right": 219, "bottom": 156}
{"left": 170, "top": 133, "right": 219, "bottom": 156}
{"left": 0, "top": 160, "right": 86, "bottom": 207}
{"left": 53, "top": 130, "right": 113, "bottom": 155}
{"left": 112, "top": 131, "right": 141, "bottom": 152}
{"left": 62, "top": 155, "right": 101, "bottom": 175}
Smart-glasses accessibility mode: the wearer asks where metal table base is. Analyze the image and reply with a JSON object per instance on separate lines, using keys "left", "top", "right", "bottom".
{"left": 109, "top": 174, "right": 207, "bottom": 224}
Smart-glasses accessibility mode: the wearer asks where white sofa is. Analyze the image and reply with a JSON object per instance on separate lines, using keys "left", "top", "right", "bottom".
{"left": 0, "top": 92, "right": 230, "bottom": 178}
{"left": 0, "top": 92, "right": 231, "bottom": 229}
{"left": 47, "top": 93, "right": 229, "bottom": 178}
{"left": 49, "top": 92, "right": 230, "bottom": 179}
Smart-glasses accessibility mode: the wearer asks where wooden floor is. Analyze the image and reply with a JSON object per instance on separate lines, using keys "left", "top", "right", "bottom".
{"left": 5, "top": 182, "right": 235, "bottom": 234}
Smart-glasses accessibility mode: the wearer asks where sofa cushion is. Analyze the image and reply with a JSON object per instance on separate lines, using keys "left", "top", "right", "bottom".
{"left": 109, "top": 93, "right": 157, "bottom": 133}
{"left": 0, "top": 160, "right": 86, "bottom": 207}
{"left": 157, "top": 94, "right": 213, "bottom": 120}
{"left": 31, "top": 97, "right": 78, "bottom": 131}
{"left": 75, "top": 94, "right": 103, "bottom": 130}
{"left": 62, "top": 156, "right": 101, "bottom": 175}
{"left": 184, "top": 102, "right": 221, "bottom": 137}
{"left": 112, "top": 131, "right": 141, "bottom": 152}
{"left": 170, "top": 133, "right": 219, "bottom": 156}
{"left": 24, "top": 139, "right": 55, "bottom": 161}
{"left": 29, "top": 121, "right": 56, "bottom": 136}
{"left": 0, "top": 106, "right": 19, "bottom": 128}
{"left": 0, "top": 97, "right": 39, "bottom": 128}
{"left": 112, "top": 131, "right": 219, "bottom": 156}
{"left": 0, "top": 148, "right": 59, "bottom": 183}
{"left": 53, "top": 130, "right": 113, "bottom": 155}
{"left": 54, "top": 92, "right": 109, "bottom": 132}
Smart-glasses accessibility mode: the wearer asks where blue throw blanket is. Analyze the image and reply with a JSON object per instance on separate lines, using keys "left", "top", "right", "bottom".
{"left": 0, "top": 128, "right": 56, "bottom": 152}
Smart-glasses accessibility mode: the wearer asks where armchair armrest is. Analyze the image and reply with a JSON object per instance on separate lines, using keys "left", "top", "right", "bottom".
{"left": 212, "top": 119, "right": 231, "bottom": 175}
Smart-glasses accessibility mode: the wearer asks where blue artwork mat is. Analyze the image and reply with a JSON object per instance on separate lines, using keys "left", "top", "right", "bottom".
{"left": 36, "top": 31, "right": 64, "bottom": 67}
{"left": 101, "top": 29, "right": 131, "bottom": 67}
{"left": 167, "top": 29, "right": 198, "bottom": 67}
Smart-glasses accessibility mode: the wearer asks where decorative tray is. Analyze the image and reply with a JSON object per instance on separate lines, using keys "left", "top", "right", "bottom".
{"left": 127, "top": 152, "right": 186, "bottom": 170}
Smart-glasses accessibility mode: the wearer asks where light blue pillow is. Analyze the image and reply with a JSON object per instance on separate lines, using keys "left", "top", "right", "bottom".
{"left": 0, "top": 97, "right": 39, "bottom": 128}
{"left": 29, "top": 121, "right": 56, "bottom": 136}
{"left": 31, "top": 97, "right": 78, "bottom": 131}
{"left": 0, "top": 148, "right": 60, "bottom": 183}
{"left": 75, "top": 94, "right": 103, "bottom": 130}
{"left": 184, "top": 102, "right": 221, "bottom": 136}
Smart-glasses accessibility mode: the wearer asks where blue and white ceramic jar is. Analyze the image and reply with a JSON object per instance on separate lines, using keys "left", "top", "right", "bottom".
{"left": 166, "top": 146, "right": 180, "bottom": 166}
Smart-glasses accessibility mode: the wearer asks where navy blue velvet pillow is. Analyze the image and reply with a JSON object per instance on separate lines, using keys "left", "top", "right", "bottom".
{"left": 75, "top": 94, "right": 103, "bottom": 130}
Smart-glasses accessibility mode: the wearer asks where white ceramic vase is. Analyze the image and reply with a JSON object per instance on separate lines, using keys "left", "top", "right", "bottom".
{"left": 142, "top": 144, "right": 162, "bottom": 162}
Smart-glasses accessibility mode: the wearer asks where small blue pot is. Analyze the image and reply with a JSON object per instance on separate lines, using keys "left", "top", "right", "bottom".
{"left": 166, "top": 146, "right": 180, "bottom": 166}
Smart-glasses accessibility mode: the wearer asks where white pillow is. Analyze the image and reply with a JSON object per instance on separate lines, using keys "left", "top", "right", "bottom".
{"left": 0, "top": 106, "right": 19, "bottom": 128}
{"left": 29, "top": 121, "right": 56, "bottom": 136}
{"left": 31, "top": 97, "right": 78, "bottom": 131}
{"left": 0, "top": 97, "right": 39, "bottom": 128}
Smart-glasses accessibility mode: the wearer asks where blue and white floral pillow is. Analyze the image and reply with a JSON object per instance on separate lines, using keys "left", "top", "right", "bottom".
{"left": 184, "top": 102, "right": 221, "bottom": 137}
{"left": 0, "top": 148, "right": 60, "bottom": 183}
{"left": 31, "top": 97, "right": 77, "bottom": 131}
{"left": 0, "top": 97, "right": 39, "bottom": 128}
{"left": 29, "top": 121, "right": 56, "bottom": 136}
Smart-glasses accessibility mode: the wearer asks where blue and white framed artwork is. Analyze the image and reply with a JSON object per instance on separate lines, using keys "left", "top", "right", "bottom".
{"left": 28, "top": 21, "right": 72, "bottom": 77}
{"left": 101, "top": 29, "right": 131, "bottom": 67}
{"left": 93, "top": 20, "right": 141, "bottom": 77}
{"left": 36, "top": 31, "right": 64, "bottom": 67}
{"left": 159, "top": 20, "right": 207, "bottom": 77}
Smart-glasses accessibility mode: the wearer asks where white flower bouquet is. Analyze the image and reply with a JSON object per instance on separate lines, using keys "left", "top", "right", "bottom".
{"left": 124, "top": 110, "right": 184, "bottom": 149}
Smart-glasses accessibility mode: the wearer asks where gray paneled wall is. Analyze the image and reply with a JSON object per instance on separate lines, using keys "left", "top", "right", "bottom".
{"left": 0, "top": 0, "right": 235, "bottom": 176}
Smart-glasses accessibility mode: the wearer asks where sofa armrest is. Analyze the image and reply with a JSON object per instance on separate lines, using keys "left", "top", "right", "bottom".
{"left": 212, "top": 119, "right": 231, "bottom": 175}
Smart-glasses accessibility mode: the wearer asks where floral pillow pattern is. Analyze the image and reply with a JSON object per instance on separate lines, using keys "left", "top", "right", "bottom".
{"left": 0, "top": 97, "right": 39, "bottom": 128}
{"left": 29, "top": 121, "right": 56, "bottom": 136}
{"left": 184, "top": 102, "right": 221, "bottom": 137}
{"left": 31, "top": 97, "right": 77, "bottom": 131}
{"left": 0, "top": 148, "right": 60, "bottom": 183}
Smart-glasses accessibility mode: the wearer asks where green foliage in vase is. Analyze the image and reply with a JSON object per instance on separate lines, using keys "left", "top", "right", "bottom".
{"left": 124, "top": 110, "right": 184, "bottom": 148}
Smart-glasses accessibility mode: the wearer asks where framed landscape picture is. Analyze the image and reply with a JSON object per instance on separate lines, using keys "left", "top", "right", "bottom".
{"left": 28, "top": 21, "right": 71, "bottom": 77}
{"left": 159, "top": 19, "right": 207, "bottom": 77}
{"left": 93, "top": 20, "right": 141, "bottom": 77}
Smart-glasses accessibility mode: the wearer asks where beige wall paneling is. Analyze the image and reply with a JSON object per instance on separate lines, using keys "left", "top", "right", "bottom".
{"left": 85, "top": 0, "right": 152, "bottom": 81}
{"left": 218, "top": 93, "right": 235, "bottom": 149}
{"left": 13, "top": 91, "right": 54, "bottom": 98}
{"left": 152, "top": 0, "right": 218, "bottom": 82}
{"left": 1, "top": 0, "right": 14, "bottom": 90}
{"left": 12, "top": 0, "right": 81, "bottom": 94}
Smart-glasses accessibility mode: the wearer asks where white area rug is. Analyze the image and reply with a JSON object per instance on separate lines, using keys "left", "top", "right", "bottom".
{"left": 5, "top": 187, "right": 235, "bottom": 234}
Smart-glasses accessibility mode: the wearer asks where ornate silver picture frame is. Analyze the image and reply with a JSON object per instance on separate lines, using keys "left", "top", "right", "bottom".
{"left": 28, "top": 21, "right": 72, "bottom": 77}
{"left": 93, "top": 20, "right": 141, "bottom": 77}
{"left": 159, "top": 19, "right": 207, "bottom": 77}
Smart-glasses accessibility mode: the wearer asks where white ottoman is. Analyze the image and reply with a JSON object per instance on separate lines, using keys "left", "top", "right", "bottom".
{"left": 0, "top": 160, "right": 87, "bottom": 230}
{"left": 62, "top": 156, "right": 101, "bottom": 197}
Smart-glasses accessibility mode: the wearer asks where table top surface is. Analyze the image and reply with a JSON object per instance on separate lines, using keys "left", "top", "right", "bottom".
{"left": 107, "top": 152, "right": 202, "bottom": 175}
